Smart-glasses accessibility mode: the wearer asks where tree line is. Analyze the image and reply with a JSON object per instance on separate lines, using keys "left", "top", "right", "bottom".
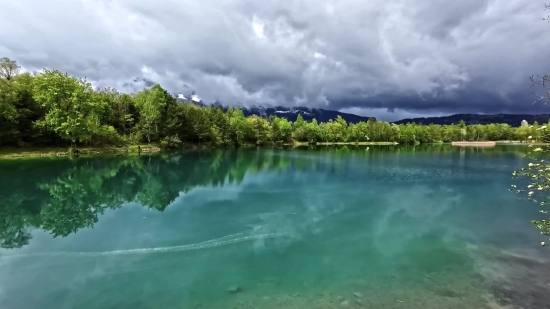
{"left": 1, "top": 57, "right": 548, "bottom": 149}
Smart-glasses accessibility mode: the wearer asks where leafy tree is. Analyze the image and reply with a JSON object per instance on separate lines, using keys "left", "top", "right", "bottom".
{"left": 305, "top": 119, "right": 321, "bottom": 143}
{"left": 512, "top": 4, "right": 550, "bottom": 247}
{"left": 512, "top": 135, "right": 550, "bottom": 246}
{"left": 133, "top": 84, "right": 167, "bottom": 145}
{"left": 98, "top": 87, "right": 136, "bottom": 136}
{"left": 0, "top": 78, "right": 18, "bottom": 144}
{"left": 188, "top": 104, "right": 212, "bottom": 144}
{"left": 33, "top": 69, "right": 106, "bottom": 146}
{"left": 293, "top": 114, "right": 306, "bottom": 132}
{"left": 229, "top": 108, "right": 251, "bottom": 145}
{"left": 3, "top": 56, "right": 550, "bottom": 150}
{"left": 0, "top": 57, "right": 20, "bottom": 80}
{"left": 248, "top": 115, "right": 271, "bottom": 145}
{"left": 0, "top": 58, "right": 19, "bottom": 134}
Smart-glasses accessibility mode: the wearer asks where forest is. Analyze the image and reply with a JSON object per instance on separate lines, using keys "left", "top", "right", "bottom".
{"left": 0, "top": 57, "right": 547, "bottom": 150}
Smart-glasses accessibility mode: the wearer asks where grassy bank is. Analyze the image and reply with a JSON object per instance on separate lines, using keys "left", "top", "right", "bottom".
{"left": 1, "top": 140, "right": 541, "bottom": 160}
{"left": 0, "top": 143, "right": 270, "bottom": 159}
{"left": 0, "top": 141, "right": 402, "bottom": 159}
{"left": 495, "top": 140, "right": 548, "bottom": 145}
{"left": 0, "top": 144, "right": 162, "bottom": 159}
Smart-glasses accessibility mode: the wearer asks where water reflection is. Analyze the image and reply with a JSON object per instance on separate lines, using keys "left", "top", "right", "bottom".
{"left": 0, "top": 149, "right": 287, "bottom": 249}
{"left": 0, "top": 145, "right": 530, "bottom": 250}
{"left": 0, "top": 145, "right": 547, "bottom": 309}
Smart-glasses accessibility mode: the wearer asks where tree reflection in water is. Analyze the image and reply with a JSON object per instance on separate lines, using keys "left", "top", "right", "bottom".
{"left": 0, "top": 144, "right": 529, "bottom": 249}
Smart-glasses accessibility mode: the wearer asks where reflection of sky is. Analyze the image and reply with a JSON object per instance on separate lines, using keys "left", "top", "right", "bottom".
{"left": 168, "top": 170, "right": 283, "bottom": 209}
{"left": 373, "top": 184, "right": 464, "bottom": 257}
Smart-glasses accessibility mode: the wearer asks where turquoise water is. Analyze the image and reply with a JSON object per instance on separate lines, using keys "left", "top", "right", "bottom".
{"left": 0, "top": 146, "right": 548, "bottom": 309}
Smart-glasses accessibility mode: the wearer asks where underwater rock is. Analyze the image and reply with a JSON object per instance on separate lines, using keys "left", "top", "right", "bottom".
{"left": 353, "top": 292, "right": 363, "bottom": 298}
{"left": 433, "top": 287, "right": 459, "bottom": 298}
{"left": 341, "top": 300, "right": 350, "bottom": 307}
{"left": 227, "top": 286, "right": 242, "bottom": 293}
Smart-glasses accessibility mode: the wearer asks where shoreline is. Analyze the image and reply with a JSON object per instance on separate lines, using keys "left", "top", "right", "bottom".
{"left": 452, "top": 141, "right": 548, "bottom": 147}
{"left": 0, "top": 142, "right": 399, "bottom": 159}
{"left": 0, "top": 141, "right": 543, "bottom": 160}
{"left": 0, "top": 145, "right": 162, "bottom": 159}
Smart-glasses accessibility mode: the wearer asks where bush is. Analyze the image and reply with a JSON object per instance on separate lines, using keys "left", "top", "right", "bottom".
{"left": 160, "top": 135, "right": 182, "bottom": 149}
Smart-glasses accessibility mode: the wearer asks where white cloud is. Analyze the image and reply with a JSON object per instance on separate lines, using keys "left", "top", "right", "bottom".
{"left": 251, "top": 16, "right": 266, "bottom": 39}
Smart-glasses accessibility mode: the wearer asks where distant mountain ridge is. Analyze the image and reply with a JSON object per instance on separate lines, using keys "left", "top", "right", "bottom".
{"left": 175, "top": 95, "right": 374, "bottom": 123}
{"left": 240, "top": 105, "right": 374, "bottom": 123}
{"left": 174, "top": 94, "right": 548, "bottom": 127}
{"left": 393, "top": 113, "right": 550, "bottom": 126}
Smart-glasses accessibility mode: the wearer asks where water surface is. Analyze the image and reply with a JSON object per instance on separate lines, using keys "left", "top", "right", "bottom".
{"left": 0, "top": 145, "right": 548, "bottom": 309}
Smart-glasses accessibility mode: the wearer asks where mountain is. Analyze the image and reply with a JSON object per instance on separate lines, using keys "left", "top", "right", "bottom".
{"left": 174, "top": 95, "right": 374, "bottom": 123}
{"left": 393, "top": 114, "right": 550, "bottom": 126}
{"left": 173, "top": 93, "right": 549, "bottom": 126}
{"left": 240, "top": 105, "right": 374, "bottom": 123}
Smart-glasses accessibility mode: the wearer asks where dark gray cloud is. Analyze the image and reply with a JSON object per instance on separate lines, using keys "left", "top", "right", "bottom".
{"left": 1, "top": 0, "right": 549, "bottom": 121}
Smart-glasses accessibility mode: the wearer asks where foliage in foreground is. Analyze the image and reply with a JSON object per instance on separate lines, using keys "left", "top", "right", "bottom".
{"left": 511, "top": 4, "right": 550, "bottom": 246}
{"left": 512, "top": 127, "right": 550, "bottom": 244}
{"left": 1, "top": 57, "right": 549, "bottom": 149}
{"left": 512, "top": 77, "right": 550, "bottom": 245}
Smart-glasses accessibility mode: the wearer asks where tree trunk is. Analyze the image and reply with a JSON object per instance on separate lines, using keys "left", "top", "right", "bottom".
{"left": 147, "top": 124, "right": 151, "bottom": 148}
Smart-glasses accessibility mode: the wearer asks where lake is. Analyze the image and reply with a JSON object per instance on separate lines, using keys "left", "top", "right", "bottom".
{"left": 0, "top": 145, "right": 549, "bottom": 309}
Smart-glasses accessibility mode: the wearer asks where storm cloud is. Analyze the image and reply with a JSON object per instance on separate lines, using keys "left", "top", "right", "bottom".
{"left": 1, "top": 0, "right": 549, "bottom": 121}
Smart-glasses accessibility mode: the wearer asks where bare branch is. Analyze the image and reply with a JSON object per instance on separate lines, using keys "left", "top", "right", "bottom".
{"left": 0, "top": 57, "right": 20, "bottom": 80}
{"left": 530, "top": 74, "right": 550, "bottom": 105}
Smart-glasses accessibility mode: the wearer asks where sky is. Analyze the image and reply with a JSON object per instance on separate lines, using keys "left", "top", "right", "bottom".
{"left": 1, "top": 0, "right": 549, "bottom": 121}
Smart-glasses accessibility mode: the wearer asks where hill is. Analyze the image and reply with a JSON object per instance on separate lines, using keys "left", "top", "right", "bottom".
{"left": 176, "top": 97, "right": 375, "bottom": 123}
{"left": 175, "top": 95, "right": 548, "bottom": 127}
{"left": 393, "top": 114, "right": 550, "bottom": 126}
{"left": 240, "top": 105, "right": 374, "bottom": 123}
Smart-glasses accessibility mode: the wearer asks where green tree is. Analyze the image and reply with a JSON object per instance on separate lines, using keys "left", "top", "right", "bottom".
{"left": 33, "top": 69, "right": 106, "bottom": 147}
{"left": 512, "top": 136, "right": 550, "bottom": 246}
{"left": 0, "top": 57, "right": 20, "bottom": 81}
{"left": 4, "top": 56, "right": 550, "bottom": 152}
{"left": 133, "top": 84, "right": 167, "bottom": 145}
{"left": 0, "top": 76, "right": 18, "bottom": 143}
{"left": 293, "top": 114, "right": 306, "bottom": 132}
{"left": 270, "top": 115, "right": 292, "bottom": 143}
{"left": 248, "top": 115, "right": 271, "bottom": 145}
{"left": 98, "top": 87, "right": 136, "bottom": 136}
{"left": 229, "top": 108, "right": 251, "bottom": 145}
{"left": 305, "top": 119, "right": 321, "bottom": 143}
{"left": 0, "top": 57, "right": 19, "bottom": 125}
{"left": 188, "top": 105, "right": 211, "bottom": 144}
{"left": 512, "top": 4, "right": 550, "bottom": 246}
